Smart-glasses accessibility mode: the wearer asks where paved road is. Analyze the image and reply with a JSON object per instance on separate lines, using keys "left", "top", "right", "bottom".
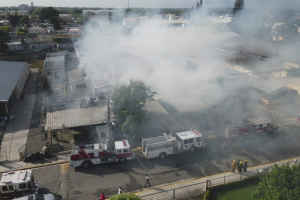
{"left": 33, "top": 126, "right": 300, "bottom": 200}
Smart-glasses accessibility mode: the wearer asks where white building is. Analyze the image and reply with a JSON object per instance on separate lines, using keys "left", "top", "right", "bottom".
{"left": 19, "top": 4, "right": 29, "bottom": 11}
{"left": 28, "top": 27, "right": 44, "bottom": 34}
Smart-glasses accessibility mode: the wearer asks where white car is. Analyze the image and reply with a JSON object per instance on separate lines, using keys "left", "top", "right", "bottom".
{"left": 13, "top": 194, "right": 55, "bottom": 200}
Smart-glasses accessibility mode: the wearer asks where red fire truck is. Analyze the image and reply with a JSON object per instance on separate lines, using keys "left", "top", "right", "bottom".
{"left": 69, "top": 140, "right": 135, "bottom": 169}
{"left": 220, "top": 117, "right": 279, "bottom": 140}
{"left": 0, "top": 169, "right": 39, "bottom": 199}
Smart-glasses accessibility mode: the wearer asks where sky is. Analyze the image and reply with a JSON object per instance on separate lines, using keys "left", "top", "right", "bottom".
{"left": 2, "top": 0, "right": 300, "bottom": 9}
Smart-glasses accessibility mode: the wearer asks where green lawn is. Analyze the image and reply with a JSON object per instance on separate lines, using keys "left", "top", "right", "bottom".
{"left": 28, "top": 60, "right": 44, "bottom": 71}
{"left": 209, "top": 182, "right": 265, "bottom": 200}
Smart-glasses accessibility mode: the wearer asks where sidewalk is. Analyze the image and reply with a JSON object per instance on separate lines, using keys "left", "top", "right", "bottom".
{"left": 0, "top": 153, "right": 70, "bottom": 173}
{"left": 134, "top": 156, "right": 300, "bottom": 200}
{"left": 0, "top": 69, "right": 38, "bottom": 163}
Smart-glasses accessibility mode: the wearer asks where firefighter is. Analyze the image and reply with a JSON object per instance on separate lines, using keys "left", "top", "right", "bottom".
{"left": 231, "top": 160, "right": 237, "bottom": 172}
{"left": 222, "top": 141, "right": 228, "bottom": 151}
{"left": 244, "top": 160, "right": 248, "bottom": 171}
{"left": 238, "top": 161, "right": 243, "bottom": 173}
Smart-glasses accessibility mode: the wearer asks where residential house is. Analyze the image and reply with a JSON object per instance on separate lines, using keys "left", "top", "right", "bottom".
{"left": 53, "top": 33, "right": 81, "bottom": 50}
{"left": 68, "top": 68, "right": 90, "bottom": 93}
{"left": 7, "top": 42, "right": 25, "bottom": 51}
{"left": 0, "top": 19, "right": 10, "bottom": 26}
{"left": 28, "top": 27, "right": 44, "bottom": 34}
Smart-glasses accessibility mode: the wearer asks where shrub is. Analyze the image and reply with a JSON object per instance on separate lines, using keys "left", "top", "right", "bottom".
{"left": 109, "top": 193, "right": 142, "bottom": 200}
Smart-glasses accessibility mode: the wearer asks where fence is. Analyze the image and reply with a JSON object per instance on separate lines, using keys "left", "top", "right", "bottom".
{"left": 138, "top": 158, "right": 300, "bottom": 200}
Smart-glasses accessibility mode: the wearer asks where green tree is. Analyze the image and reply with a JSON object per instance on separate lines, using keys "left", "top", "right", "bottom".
{"left": 7, "top": 13, "right": 20, "bottom": 27}
{"left": 50, "top": 16, "right": 61, "bottom": 30}
{"left": 253, "top": 163, "right": 300, "bottom": 200}
{"left": 111, "top": 80, "right": 156, "bottom": 136}
{"left": 32, "top": 8, "right": 41, "bottom": 15}
{"left": 233, "top": 0, "right": 245, "bottom": 14}
{"left": 40, "top": 7, "right": 59, "bottom": 22}
{"left": 109, "top": 193, "right": 142, "bottom": 200}
{"left": 21, "top": 16, "right": 30, "bottom": 25}
{"left": 0, "top": 40, "right": 8, "bottom": 53}
{"left": 16, "top": 27, "right": 27, "bottom": 36}
{"left": 77, "top": 15, "right": 88, "bottom": 25}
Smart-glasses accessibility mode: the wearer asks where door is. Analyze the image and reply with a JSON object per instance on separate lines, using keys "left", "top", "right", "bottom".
{"left": 183, "top": 138, "right": 195, "bottom": 151}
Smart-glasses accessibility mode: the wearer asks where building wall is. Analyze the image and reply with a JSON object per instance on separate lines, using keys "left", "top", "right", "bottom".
{"left": 8, "top": 44, "right": 25, "bottom": 51}
{"left": 13, "top": 64, "right": 30, "bottom": 99}
{"left": 27, "top": 43, "right": 53, "bottom": 52}
{"left": 28, "top": 28, "right": 44, "bottom": 34}
{"left": 19, "top": 4, "right": 29, "bottom": 11}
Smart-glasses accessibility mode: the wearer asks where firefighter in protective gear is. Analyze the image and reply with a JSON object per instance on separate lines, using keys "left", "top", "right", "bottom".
{"left": 238, "top": 161, "right": 243, "bottom": 173}
{"left": 244, "top": 160, "right": 248, "bottom": 171}
{"left": 231, "top": 160, "right": 237, "bottom": 172}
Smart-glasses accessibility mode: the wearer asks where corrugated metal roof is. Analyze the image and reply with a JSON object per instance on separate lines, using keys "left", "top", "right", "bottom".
{"left": 47, "top": 50, "right": 69, "bottom": 57}
{"left": 45, "top": 106, "right": 108, "bottom": 130}
{"left": 68, "top": 68, "right": 85, "bottom": 77}
{"left": 45, "top": 56, "right": 65, "bottom": 63}
{"left": 0, "top": 61, "right": 28, "bottom": 102}
{"left": 43, "top": 61, "right": 65, "bottom": 71}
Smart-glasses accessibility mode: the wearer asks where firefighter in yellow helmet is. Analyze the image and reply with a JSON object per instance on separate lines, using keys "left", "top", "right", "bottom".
{"left": 231, "top": 160, "right": 237, "bottom": 172}
{"left": 238, "top": 161, "right": 243, "bottom": 173}
{"left": 244, "top": 160, "right": 248, "bottom": 172}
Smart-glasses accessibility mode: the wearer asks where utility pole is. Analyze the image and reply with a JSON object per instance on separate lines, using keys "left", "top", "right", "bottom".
{"left": 232, "top": 96, "right": 235, "bottom": 120}
{"left": 107, "top": 97, "right": 112, "bottom": 151}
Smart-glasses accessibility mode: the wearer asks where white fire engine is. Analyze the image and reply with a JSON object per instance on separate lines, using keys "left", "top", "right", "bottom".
{"left": 220, "top": 117, "right": 280, "bottom": 140}
{"left": 0, "top": 169, "right": 39, "bottom": 199}
{"left": 142, "top": 129, "right": 206, "bottom": 159}
{"left": 69, "top": 140, "right": 135, "bottom": 169}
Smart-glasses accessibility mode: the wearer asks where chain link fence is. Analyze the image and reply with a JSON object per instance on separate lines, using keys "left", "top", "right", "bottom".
{"left": 138, "top": 157, "right": 300, "bottom": 200}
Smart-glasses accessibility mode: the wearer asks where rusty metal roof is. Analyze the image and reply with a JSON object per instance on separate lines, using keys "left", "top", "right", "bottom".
{"left": 45, "top": 106, "right": 108, "bottom": 130}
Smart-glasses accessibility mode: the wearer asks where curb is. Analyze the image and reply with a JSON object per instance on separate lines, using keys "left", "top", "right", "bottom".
{"left": 134, "top": 155, "right": 300, "bottom": 196}
{"left": 0, "top": 160, "right": 69, "bottom": 174}
{"left": 52, "top": 150, "right": 72, "bottom": 156}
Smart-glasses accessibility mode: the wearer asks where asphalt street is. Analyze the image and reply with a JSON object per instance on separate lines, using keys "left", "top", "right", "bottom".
{"left": 33, "top": 126, "right": 300, "bottom": 200}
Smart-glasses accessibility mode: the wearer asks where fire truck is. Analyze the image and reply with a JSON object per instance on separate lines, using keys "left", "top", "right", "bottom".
{"left": 0, "top": 169, "right": 39, "bottom": 199}
{"left": 69, "top": 140, "right": 135, "bottom": 169}
{"left": 220, "top": 117, "right": 280, "bottom": 140}
{"left": 142, "top": 129, "right": 206, "bottom": 159}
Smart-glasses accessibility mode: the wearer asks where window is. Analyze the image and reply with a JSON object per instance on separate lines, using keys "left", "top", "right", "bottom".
{"left": 19, "top": 183, "right": 26, "bottom": 189}
{"left": 189, "top": 139, "right": 194, "bottom": 143}
{"left": 116, "top": 150, "right": 121, "bottom": 153}
{"left": 184, "top": 140, "right": 188, "bottom": 144}
{"left": 196, "top": 137, "right": 201, "bottom": 142}
{"left": 8, "top": 185, "right": 13, "bottom": 191}
{"left": 267, "top": 123, "right": 271, "bottom": 126}
{"left": 76, "top": 84, "right": 86, "bottom": 89}
{"left": 47, "top": 72, "right": 52, "bottom": 75}
{"left": 28, "top": 182, "right": 32, "bottom": 189}
{"left": 100, "top": 132, "right": 106, "bottom": 138}
{"left": 259, "top": 124, "right": 263, "bottom": 128}
{"left": 2, "top": 186, "right": 8, "bottom": 192}
{"left": 123, "top": 149, "right": 128, "bottom": 153}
